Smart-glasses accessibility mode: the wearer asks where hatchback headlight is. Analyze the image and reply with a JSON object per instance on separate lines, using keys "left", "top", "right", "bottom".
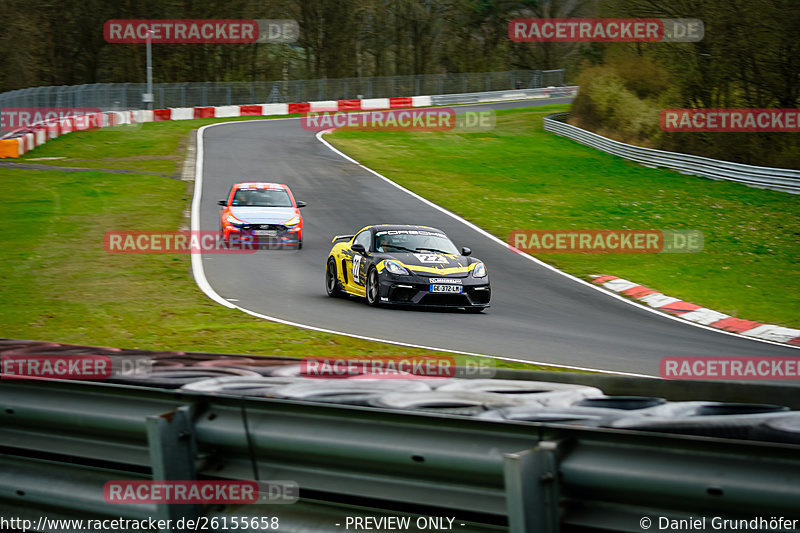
{"left": 283, "top": 215, "right": 301, "bottom": 226}
{"left": 226, "top": 213, "right": 245, "bottom": 227}
{"left": 472, "top": 262, "right": 487, "bottom": 278}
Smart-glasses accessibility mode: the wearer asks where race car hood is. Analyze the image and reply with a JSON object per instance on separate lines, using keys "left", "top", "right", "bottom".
{"left": 229, "top": 206, "right": 297, "bottom": 224}
{"left": 387, "top": 252, "right": 474, "bottom": 278}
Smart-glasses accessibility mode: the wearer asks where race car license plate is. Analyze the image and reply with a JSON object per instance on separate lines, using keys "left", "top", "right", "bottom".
{"left": 430, "top": 284, "right": 462, "bottom": 293}
{"left": 253, "top": 230, "right": 277, "bottom": 236}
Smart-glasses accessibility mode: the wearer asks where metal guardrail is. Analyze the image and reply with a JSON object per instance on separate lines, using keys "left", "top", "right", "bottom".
{"left": 430, "top": 87, "right": 577, "bottom": 106}
{"left": 1, "top": 378, "right": 799, "bottom": 533}
{"left": 0, "top": 70, "right": 565, "bottom": 112}
{"left": 543, "top": 113, "right": 800, "bottom": 194}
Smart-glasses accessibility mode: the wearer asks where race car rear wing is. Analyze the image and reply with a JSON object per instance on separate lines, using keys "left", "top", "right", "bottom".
{"left": 331, "top": 234, "right": 354, "bottom": 243}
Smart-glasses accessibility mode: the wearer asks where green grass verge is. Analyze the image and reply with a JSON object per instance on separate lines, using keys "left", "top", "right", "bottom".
{"left": 0, "top": 115, "right": 577, "bottom": 372}
{"left": 328, "top": 104, "right": 800, "bottom": 326}
{"left": 18, "top": 116, "right": 290, "bottom": 174}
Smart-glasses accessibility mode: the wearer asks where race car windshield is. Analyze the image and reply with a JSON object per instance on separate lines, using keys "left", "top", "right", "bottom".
{"left": 232, "top": 188, "right": 293, "bottom": 207}
{"left": 375, "top": 232, "right": 460, "bottom": 255}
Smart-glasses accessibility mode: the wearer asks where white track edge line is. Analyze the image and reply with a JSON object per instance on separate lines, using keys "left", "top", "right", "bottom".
{"left": 190, "top": 118, "right": 650, "bottom": 377}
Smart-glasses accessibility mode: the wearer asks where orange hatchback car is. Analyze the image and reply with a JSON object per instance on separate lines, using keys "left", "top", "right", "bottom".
{"left": 218, "top": 182, "right": 306, "bottom": 249}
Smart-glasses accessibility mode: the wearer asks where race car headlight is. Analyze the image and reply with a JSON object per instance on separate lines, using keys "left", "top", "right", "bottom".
{"left": 472, "top": 262, "right": 487, "bottom": 278}
{"left": 283, "top": 215, "right": 301, "bottom": 226}
{"left": 226, "top": 213, "right": 245, "bottom": 227}
{"left": 384, "top": 259, "right": 410, "bottom": 276}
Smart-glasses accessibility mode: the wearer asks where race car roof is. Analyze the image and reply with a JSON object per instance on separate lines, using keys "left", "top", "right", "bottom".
{"left": 370, "top": 224, "right": 447, "bottom": 234}
{"left": 232, "top": 182, "right": 288, "bottom": 190}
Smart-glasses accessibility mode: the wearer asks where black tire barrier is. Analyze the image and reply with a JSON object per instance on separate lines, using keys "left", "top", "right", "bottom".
{"left": 438, "top": 379, "right": 604, "bottom": 407}
{"left": 180, "top": 376, "right": 306, "bottom": 395}
{"left": 748, "top": 413, "right": 800, "bottom": 444}
{"left": 107, "top": 367, "right": 262, "bottom": 389}
{"left": 221, "top": 359, "right": 303, "bottom": 376}
{"left": 607, "top": 408, "right": 794, "bottom": 440}
{"left": 193, "top": 358, "right": 257, "bottom": 367}
{"left": 368, "top": 391, "right": 544, "bottom": 416}
{"left": 5, "top": 339, "right": 800, "bottom": 445}
{"left": 575, "top": 396, "right": 668, "bottom": 410}
{"left": 268, "top": 364, "right": 304, "bottom": 377}
{"left": 271, "top": 380, "right": 433, "bottom": 406}
{"left": 477, "top": 405, "right": 631, "bottom": 425}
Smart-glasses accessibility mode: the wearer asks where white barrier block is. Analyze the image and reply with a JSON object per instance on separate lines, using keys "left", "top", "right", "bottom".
{"left": 35, "top": 130, "right": 46, "bottom": 146}
{"left": 214, "top": 105, "right": 241, "bottom": 118}
{"left": 132, "top": 110, "right": 153, "bottom": 123}
{"left": 361, "top": 98, "right": 390, "bottom": 110}
{"left": 412, "top": 96, "right": 432, "bottom": 107}
{"left": 679, "top": 308, "right": 731, "bottom": 325}
{"left": 170, "top": 108, "right": 194, "bottom": 120}
{"left": 60, "top": 119, "right": 72, "bottom": 133}
{"left": 16, "top": 137, "right": 26, "bottom": 155}
{"left": 24, "top": 133, "right": 34, "bottom": 151}
{"left": 261, "top": 103, "right": 289, "bottom": 116}
{"left": 740, "top": 324, "right": 800, "bottom": 343}
{"left": 309, "top": 100, "right": 338, "bottom": 112}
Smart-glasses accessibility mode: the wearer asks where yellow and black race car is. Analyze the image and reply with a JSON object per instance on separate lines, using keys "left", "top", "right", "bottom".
{"left": 325, "top": 224, "right": 491, "bottom": 311}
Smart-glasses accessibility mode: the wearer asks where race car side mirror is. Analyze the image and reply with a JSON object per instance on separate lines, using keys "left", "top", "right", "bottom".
{"left": 296, "top": 201, "right": 307, "bottom": 208}
{"left": 217, "top": 200, "right": 227, "bottom": 206}
{"left": 352, "top": 243, "right": 367, "bottom": 255}
{"left": 461, "top": 247, "right": 472, "bottom": 256}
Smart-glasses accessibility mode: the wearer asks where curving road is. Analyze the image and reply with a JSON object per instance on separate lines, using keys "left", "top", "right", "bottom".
{"left": 196, "top": 99, "right": 798, "bottom": 376}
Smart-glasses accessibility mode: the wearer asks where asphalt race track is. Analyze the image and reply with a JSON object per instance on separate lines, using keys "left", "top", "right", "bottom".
{"left": 198, "top": 99, "right": 798, "bottom": 376}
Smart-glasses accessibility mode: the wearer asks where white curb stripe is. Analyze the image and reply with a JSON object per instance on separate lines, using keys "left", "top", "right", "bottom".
{"left": 680, "top": 308, "right": 731, "bottom": 326}
{"left": 740, "top": 324, "right": 800, "bottom": 343}
{"left": 602, "top": 279, "right": 639, "bottom": 292}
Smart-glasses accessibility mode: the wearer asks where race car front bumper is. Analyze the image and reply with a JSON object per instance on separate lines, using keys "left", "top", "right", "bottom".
{"left": 223, "top": 223, "right": 301, "bottom": 249}
{"left": 377, "top": 275, "right": 490, "bottom": 308}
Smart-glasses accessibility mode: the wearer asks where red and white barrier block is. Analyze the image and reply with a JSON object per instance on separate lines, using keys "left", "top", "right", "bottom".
{"left": 591, "top": 275, "right": 800, "bottom": 346}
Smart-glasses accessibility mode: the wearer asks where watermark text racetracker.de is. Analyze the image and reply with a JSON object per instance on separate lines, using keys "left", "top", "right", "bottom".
{"left": 301, "top": 108, "right": 496, "bottom": 132}
{"left": 509, "top": 229, "right": 703, "bottom": 253}
{"left": 661, "top": 109, "right": 800, "bottom": 132}
{"left": 104, "top": 480, "right": 297, "bottom": 505}
{"left": 299, "top": 356, "right": 496, "bottom": 379}
{"left": 104, "top": 230, "right": 258, "bottom": 254}
{"left": 509, "top": 18, "right": 703, "bottom": 42}
{"left": 104, "top": 19, "right": 298, "bottom": 44}
{"left": 1, "top": 107, "right": 101, "bottom": 132}
{"left": 1, "top": 354, "right": 153, "bottom": 380}
{"left": 661, "top": 357, "right": 800, "bottom": 380}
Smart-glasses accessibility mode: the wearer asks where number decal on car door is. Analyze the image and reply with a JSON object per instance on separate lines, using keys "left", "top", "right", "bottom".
{"left": 352, "top": 254, "right": 362, "bottom": 283}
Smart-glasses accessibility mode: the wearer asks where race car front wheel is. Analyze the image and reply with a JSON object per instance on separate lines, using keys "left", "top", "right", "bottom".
{"left": 326, "top": 258, "right": 343, "bottom": 297}
{"left": 366, "top": 268, "right": 381, "bottom": 307}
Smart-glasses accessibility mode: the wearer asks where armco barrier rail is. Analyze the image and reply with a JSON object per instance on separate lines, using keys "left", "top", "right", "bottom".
{"left": 544, "top": 113, "right": 800, "bottom": 194}
{"left": 3, "top": 376, "right": 800, "bottom": 532}
{"left": 1, "top": 340, "right": 800, "bottom": 532}
{"left": 0, "top": 87, "right": 577, "bottom": 159}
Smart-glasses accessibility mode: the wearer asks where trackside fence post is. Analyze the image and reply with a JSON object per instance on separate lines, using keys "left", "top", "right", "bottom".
{"left": 504, "top": 441, "right": 561, "bottom": 533}
{"left": 146, "top": 405, "right": 201, "bottom": 529}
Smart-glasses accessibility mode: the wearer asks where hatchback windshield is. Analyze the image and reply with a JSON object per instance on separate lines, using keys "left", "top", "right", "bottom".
{"left": 232, "top": 188, "right": 293, "bottom": 207}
